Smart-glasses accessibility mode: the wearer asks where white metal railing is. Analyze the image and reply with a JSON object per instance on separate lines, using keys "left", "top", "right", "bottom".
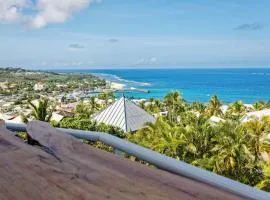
{"left": 5, "top": 121, "right": 270, "bottom": 200}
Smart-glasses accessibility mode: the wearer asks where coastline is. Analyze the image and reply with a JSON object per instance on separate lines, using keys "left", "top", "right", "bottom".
{"left": 52, "top": 68, "right": 270, "bottom": 103}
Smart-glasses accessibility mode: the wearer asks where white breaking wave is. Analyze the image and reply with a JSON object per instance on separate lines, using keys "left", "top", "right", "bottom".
{"left": 93, "top": 73, "right": 151, "bottom": 87}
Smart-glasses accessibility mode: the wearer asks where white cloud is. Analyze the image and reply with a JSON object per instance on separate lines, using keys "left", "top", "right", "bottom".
{"left": 0, "top": 0, "right": 30, "bottom": 24}
{"left": 0, "top": 0, "right": 101, "bottom": 28}
{"left": 54, "top": 61, "right": 84, "bottom": 67}
{"left": 136, "top": 57, "right": 158, "bottom": 65}
{"left": 41, "top": 61, "right": 47, "bottom": 66}
{"left": 108, "top": 38, "right": 119, "bottom": 43}
{"left": 68, "top": 43, "right": 85, "bottom": 51}
{"left": 30, "top": 0, "right": 92, "bottom": 28}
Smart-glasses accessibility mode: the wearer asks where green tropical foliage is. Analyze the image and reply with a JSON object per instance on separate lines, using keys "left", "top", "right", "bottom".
{"left": 89, "top": 96, "right": 101, "bottom": 114}
{"left": 244, "top": 117, "right": 270, "bottom": 162}
{"left": 256, "top": 162, "right": 270, "bottom": 191}
{"left": 75, "top": 96, "right": 101, "bottom": 118}
{"left": 206, "top": 95, "right": 222, "bottom": 117}
{"left": 22, "top": 99, "right": 53, "bottom": 122}
{"left": 59, "top": 116, "right": 124, "bottom": 138}
{"left": 164, "top": 91, "right": 186, "bottom": 123}
{"left": 129, "top": 117, "right": 186, "bottom": 158}
{"left": 253, "top": 101, "right": 266, "bottom": 111}
{"left": 144, "top": 99, "right": 164, "bottom": 114}
{"left": 129, "top": 93, "right": 270, "bottom": 191}
{"left": 98, "top": 91, "right": 115, "bottom": 107}
{"left": 76, "top": 101, "right": 92, "bottom": 118}
{"left": 190, "top": 101, "right": 206, "bottom": 114}
{"left": 225, "top": 101, "right": 246, "bottom": 120}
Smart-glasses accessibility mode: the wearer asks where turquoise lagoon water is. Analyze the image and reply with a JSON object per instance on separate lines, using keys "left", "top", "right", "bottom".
{"left": 54, "top": 68, "right": 270, "bottom": 104}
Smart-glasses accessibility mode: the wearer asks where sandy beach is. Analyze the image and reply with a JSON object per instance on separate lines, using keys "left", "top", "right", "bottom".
{"left": 107, "top": 81, "right": 125, "bottom": 90}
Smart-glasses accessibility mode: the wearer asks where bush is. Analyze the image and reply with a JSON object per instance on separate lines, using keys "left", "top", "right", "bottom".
{"left": 59, "top": 117, "right": 124, "bottom": 138}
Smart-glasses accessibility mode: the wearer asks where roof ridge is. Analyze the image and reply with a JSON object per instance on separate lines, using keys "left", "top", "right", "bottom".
{"left": 123, "top": 96, "right": 128, "bottom": 132}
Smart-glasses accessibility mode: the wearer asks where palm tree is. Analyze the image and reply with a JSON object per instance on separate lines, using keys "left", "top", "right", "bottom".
{"left": 244, "top": 117, "right": 270, "bottom": 162}
{"left": 146, "top": 99, "right": 163, "bottom": 114}
{"left": 226, "top": 101, "right": 246, "bottom": 120}
{"left": 164, "top": 91, "right": 185, "bottom": 123}
{"left": 89, "top": 96, "right": 101, "bottom": 114}
{"left": 139, "top": 100, "right": 146, "bottom": 109}
{"left": 129, "top": 117, "right": 186, "bottom": 158}
{"left": 264, "top": 101, "right": 270, "bottom": 109}
{"left": 253, "top": 101, "right": 265, "bottom": 111}
{"left": 26, "top": 99, "right": 53, "bottom": 122}
{"left": 153, "top": 99, "right": 164, "bottom": 112}
{"left": 206, "top": 95, "right": 222, "bottom": 117}
{"left": 98, "top": 91, "right": 115, "bottom": 107}
{"left": 180, "top": 113, "right": 214, "bottom": 161}
{"left": 76, "top": 101, "right": 92, "bottom": 118}
{"left": 194, "top": 121, "right": 256, "bottom": 184}
{"left": 229, "top": 101, "right": 246, "bottom": 114}
{"left": 190, "top": 101, "right": 206, "bottom": 114}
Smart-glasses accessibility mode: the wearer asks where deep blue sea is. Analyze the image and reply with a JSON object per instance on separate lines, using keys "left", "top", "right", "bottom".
{"left": 53, "top": 68, "right": 270, "bottom": 104}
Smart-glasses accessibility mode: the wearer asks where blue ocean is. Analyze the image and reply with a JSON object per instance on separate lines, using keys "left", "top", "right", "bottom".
{"left": 54, "top": 68, "right": 270, "bottom": 104}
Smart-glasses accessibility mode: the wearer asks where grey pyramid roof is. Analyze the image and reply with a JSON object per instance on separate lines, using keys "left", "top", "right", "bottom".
{"left": 94, "top": 97, "right": 156, "bottom": 132}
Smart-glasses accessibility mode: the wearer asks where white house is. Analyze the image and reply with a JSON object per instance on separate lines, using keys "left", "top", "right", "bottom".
{"left": 209, "top": 116, "right": 225, "bottom": 124}
{"left": 50, "top": 112, "right": 64, "bottom": 122}
{"left": 34, "top": 83, "right": 45, "bottom": 91}
{"left": 241, "top": 109, "right": 270, "bottom": 123}
{"left": 220, "top": 105, "right": 229, "bottom": 114}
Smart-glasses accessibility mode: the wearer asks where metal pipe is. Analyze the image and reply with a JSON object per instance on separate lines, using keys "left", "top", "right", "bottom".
{"left": 5, "top": 122, "right": 270, "bottom": 200}
{"left": 5, "top": 121, "right": 27, "bottom": 132}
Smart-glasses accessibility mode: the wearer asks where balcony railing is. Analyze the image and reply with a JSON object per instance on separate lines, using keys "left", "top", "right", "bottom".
{"left": 5, "top": 121, "right": 270, "bottom": 200}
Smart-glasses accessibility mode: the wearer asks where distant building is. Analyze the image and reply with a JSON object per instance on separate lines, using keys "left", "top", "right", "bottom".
{"left": 244, "top": 104, "right": 254, "bottom": 112}
{"left": 0, "top": 81, "right": 8, "bottom": 89}
{"left": 241, "top": 109, "right": 270, "bottom": 123}
{"left": 50, "top": 112, "right": 65, "bottom": 122}
{"left": 0, "top": 113, "right": 15, "bottom": 121}
{"left": 220, "top": 105, "right": 229, "bottom": 114}
{"left": 209, "top": 116, "right": 225, "bottom": 124}
{"left": 94, "top": 96, "right": 156, "bottom": 132}
{"left": 34, "top": 83, "right": 45, "bottom": 91}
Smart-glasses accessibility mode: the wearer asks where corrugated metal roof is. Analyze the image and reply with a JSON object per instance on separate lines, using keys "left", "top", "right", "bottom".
{"left": 94, "top": 97, "right": 155, "bottom": 132}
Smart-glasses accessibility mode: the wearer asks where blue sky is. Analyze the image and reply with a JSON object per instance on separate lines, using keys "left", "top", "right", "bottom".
{"left": 0, "top": 0, "right": 269, "bottom": 69}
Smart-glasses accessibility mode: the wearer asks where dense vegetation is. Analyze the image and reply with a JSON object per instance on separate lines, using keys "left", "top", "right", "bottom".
{"left": 131, "top": 92, "right": 270, "bottom": 191}
{"left": 23, "top": 90, "right": 270, "bottom": 192}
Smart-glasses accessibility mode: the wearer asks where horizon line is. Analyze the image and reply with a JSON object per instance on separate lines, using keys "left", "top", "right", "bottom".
{"left": 2, "top": 66, "right": 270, "bottom": 71}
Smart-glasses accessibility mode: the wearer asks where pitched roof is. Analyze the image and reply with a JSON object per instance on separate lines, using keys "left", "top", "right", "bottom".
{"left": 94, "top": 97, "right": 155, "bottom": 132}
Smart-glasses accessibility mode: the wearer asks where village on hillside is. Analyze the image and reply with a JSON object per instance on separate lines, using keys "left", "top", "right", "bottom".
{"left": 0, "top": 67, "right": 136, "bottom": 125}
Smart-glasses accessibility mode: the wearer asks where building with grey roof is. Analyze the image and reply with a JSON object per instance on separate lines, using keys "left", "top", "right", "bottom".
{"left": 94, "top": 96, "right": 155, "bottom": 132}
